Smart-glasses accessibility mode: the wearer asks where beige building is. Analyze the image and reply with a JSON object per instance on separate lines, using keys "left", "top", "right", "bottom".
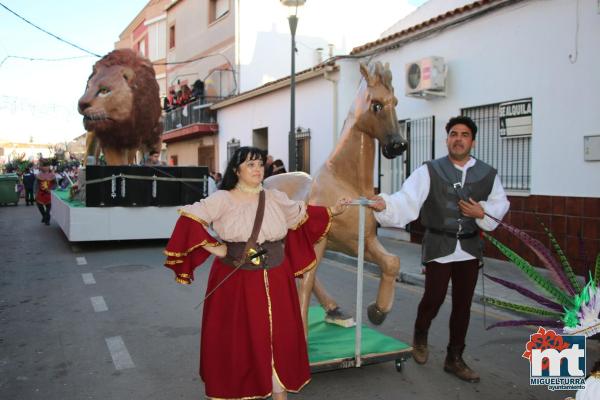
{"left": 165, "top": 0, "right": 236, "bottom": 99}
{"left": 115, "top": 0, "right": 171, "bottom": 98}
{"left": 160, "top": 0, "right": 235, "bottom": 170}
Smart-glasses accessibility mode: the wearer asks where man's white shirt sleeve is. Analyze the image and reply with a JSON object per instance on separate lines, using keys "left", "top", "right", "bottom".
{"left": 476, "top": 175, "right": 510, "bottom": 231}
{"left": 374, "top": 164, "right": 430, "bottom": 228}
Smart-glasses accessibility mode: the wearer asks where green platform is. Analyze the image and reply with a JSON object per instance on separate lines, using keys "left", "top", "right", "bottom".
{"left": 53, "top": 188, "right": 85, "bottom": 207}
{"left": 307, "top": 306, "right": 411, "bottom": 372}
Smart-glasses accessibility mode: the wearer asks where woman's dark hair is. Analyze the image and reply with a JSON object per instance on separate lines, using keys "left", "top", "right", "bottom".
{"left": 271, "top": 159, "right": 287, "bottom": 175}
{"left": 219, "top": 146, "right": 267, "bottom": 190}
{"left": 445, "top": 116, "right": 478, "bottom": 140}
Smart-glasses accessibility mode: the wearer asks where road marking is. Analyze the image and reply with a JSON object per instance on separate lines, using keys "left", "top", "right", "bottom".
{"left": 82, "top": 273, "right": 96, "bottom": 285}
{"left": 76, "top": 257, "right": 87, "bottom": 266}
{"left": 105, "top": 336, "right": 135, "bottom": 370}
{"left": 90, "top": 296, "right": 108, "bottom": 312}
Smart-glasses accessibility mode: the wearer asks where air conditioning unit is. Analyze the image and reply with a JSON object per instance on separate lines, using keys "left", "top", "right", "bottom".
{"left": 405, "top": 56, "right": 446, "bottom": 99}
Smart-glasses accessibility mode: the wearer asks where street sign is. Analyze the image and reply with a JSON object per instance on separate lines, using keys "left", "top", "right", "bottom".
{"left": 499, "top": 98, "right": 532, "bottom": 137}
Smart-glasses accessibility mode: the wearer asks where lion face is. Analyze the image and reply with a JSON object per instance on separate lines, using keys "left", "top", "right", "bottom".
{"left": 78, "top": 65, "right": 135, "bottom": 134}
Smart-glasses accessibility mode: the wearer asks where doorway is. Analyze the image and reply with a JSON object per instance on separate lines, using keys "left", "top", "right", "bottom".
{"left": 252, "top": 127, "right": 268, "bottom": 151}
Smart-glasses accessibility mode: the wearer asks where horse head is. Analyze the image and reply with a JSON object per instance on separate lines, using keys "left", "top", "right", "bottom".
{"left": 355, "top": 62, "right": 408, "bottom": 159}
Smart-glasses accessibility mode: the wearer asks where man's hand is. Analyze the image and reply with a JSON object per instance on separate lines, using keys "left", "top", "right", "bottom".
{"left": 367, "top": 195, "right": 386, "bottom": 212}
{"left": 458, "top": 198, "right": 485, "bottom": 219}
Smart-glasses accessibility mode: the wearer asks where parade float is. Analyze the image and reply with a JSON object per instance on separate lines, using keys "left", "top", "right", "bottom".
{"left": 53, "top": 49, "right": 209, "bottom": 241}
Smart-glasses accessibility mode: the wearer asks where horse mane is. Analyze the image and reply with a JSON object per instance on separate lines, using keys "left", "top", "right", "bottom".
{"left": 368, "top": 62, "right": 393, "bottom": 92}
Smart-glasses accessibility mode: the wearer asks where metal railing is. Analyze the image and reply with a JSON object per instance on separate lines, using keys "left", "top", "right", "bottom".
{"left": 163, "top": 97, "right": 221, "bottom": 132}
{"left": 406, "top": 116, "right": 435, "bottom": 177}
{"left": 462, "top": 103, "right": 531, "bottom": 191}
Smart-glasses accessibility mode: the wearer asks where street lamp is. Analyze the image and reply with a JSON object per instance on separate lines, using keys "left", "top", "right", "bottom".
{"left": 281, "top": 0, "right": 306, "bottom": 172}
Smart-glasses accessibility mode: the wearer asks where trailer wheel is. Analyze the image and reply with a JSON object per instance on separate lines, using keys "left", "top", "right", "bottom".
{"left": 395, "top": 359, "right": 403, "bottom": 372}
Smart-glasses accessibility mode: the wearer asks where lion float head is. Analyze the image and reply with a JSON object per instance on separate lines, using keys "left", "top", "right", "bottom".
{"left": 78, "top": 49, "right": 162, "bottom": 165}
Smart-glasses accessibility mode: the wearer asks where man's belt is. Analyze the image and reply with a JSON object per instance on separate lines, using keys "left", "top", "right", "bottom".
{"left": 427, "top": 228, "right": 479, "bottom": 239}
{"left": 221, "top": 240, "right": 285, "bottom": 270}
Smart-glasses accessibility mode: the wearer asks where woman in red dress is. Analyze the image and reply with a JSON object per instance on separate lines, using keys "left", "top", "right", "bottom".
{"left": 164, "top": 147, "right": 349, "bottom": 399}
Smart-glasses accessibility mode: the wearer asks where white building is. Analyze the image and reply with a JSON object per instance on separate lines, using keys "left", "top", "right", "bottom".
{"left": 213, "top": 0, "right": 600, "bottom": 270}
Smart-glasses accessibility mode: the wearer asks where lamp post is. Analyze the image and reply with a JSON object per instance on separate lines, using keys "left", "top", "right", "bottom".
{"left": 281, "top": 0, "right": 306, "bottom": 172}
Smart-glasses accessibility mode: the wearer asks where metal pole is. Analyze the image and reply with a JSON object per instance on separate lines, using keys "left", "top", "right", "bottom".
{"left": 355, "top": 197, "right": 366, "bottom": 367}
{"left": 288, "top": 15, "right": 298, "bottom": 172}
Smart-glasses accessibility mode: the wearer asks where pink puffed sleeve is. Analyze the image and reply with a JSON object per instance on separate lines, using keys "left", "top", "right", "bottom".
{"left": 268, "top": 189, "right": 307, "bottom": 229}
{"left": 178, "top": 190, "right": 228, "bottom": 225}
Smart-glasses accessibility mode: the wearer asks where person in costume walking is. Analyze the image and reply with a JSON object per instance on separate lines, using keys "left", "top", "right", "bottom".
{"left": 368, "top": 116, "right": 510, "bottom": 382}
{"left": 164, "top": 146, "right": 349, "bottom": 399}
{"left": 34, "top": 161, "right": 57, "bottom": 225}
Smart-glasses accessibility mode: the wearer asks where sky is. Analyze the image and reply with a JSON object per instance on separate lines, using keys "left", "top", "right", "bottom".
{"left": 0, "top": 0, "right": 427, "bottom": 145}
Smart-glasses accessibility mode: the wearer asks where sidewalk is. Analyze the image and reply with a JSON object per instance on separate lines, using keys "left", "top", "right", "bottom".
{"left": 324, "top": 234, "right": 562, "bottom": 311}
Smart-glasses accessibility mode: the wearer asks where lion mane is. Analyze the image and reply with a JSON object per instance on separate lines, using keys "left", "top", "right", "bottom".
{"left": 78, "top": 49, "right": 162, "bottom": 164}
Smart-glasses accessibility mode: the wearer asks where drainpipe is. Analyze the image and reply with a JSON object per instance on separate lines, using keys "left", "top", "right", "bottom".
{"left": 324, "top": 65, "right": 338, "bottom": 146}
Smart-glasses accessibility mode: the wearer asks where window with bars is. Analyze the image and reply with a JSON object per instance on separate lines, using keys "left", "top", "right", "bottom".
{"left": 462, "top": 101, "right": 531, "bottom": 191}
{"left": 295, "top": 128, "right": 311, "bottom": 174}
{"left": 406, "top": 116, "right": 435, "bottom": 176}
{"left": 378, "top": 116, "right": 434, "bottom": 194}
{"left": 226, "top": 138, "right": 240, "bottom": 163}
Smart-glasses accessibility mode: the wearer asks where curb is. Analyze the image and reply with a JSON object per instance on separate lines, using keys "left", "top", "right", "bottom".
{"left": 323, "top": 250, "right": 496, "bottom": 307}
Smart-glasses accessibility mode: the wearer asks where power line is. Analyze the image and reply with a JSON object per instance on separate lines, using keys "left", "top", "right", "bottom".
{"left": 1, "top": 54, "right": 92, "bottom": 64}
{"left": 0, "top": 2, "right": 101, "bottom": 57}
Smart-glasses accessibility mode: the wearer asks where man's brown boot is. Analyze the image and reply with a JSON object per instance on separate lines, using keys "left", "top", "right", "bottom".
{"left": 444, "top": 345, "right": 480, "bottom": 383}
{"left": 412, "top": 329, "right": 428, "bottom": 365}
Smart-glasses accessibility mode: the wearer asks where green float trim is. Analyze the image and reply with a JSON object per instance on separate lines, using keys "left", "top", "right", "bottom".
{"left": 53, "top": 189, "right": 85, "bottom": 208}
{"left": 307, "top": 306, "right": 410, "bottom": 364}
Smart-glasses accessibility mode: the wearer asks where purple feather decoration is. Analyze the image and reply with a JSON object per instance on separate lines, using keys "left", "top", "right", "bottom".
{"left": 487, "top": 214, "right": 575, "bottom": 295}
{"left": 486, "top": 319, "right": 563, "bottom": 330}
{"left": 484, "top": 273, "right": 564, "bottom": 312}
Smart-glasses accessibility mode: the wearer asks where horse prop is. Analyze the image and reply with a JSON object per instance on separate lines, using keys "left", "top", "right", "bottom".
{"left": 264, "top": 62, "right": 408, "bottom": 332}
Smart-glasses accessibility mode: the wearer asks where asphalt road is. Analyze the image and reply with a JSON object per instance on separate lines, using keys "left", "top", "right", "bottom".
{"left": 1, "top": 203, "right": 597, "bottom": 399}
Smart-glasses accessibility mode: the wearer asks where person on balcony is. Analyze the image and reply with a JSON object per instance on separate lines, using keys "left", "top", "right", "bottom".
{"left": 191, "top": 79, "right": 205, "bottom": 103}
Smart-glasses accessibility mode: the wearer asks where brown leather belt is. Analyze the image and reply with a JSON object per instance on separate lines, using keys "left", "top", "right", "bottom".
{"left": 221, "top": 240, "right": 285, "bottom": 270}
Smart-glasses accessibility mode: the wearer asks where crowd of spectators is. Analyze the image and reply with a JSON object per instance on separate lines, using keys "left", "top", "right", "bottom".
{"left": 163, "top": 79, "right": 205, "bottom": 112}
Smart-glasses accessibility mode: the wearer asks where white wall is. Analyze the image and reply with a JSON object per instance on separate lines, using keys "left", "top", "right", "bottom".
{"left": 216, "top": 75, "right": 334, "bottom": 174}
{"left": 369, "top": 0, "right": 600, "bottom": 197}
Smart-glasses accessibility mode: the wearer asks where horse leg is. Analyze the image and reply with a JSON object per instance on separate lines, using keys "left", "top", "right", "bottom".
{"left": 298, "top": 238, "right": 327, "bottom": 337}
{"left": 365, "top": 237, "right": 400, "bottom": 325}
{"left": 310, "top": 237, "right": 338, "bottom": 310}
{"left": 313, "top": 278, "right": 337, "bottom": 311}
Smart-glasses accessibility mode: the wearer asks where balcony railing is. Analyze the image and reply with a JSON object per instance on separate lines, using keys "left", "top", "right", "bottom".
{"left": 163, "top": 97, "right": 222, "bottom": 132}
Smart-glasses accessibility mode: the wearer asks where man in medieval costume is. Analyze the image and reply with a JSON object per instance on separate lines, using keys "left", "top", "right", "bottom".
{"left": 369, "top": 116, "right": 510, "bottom": 382}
